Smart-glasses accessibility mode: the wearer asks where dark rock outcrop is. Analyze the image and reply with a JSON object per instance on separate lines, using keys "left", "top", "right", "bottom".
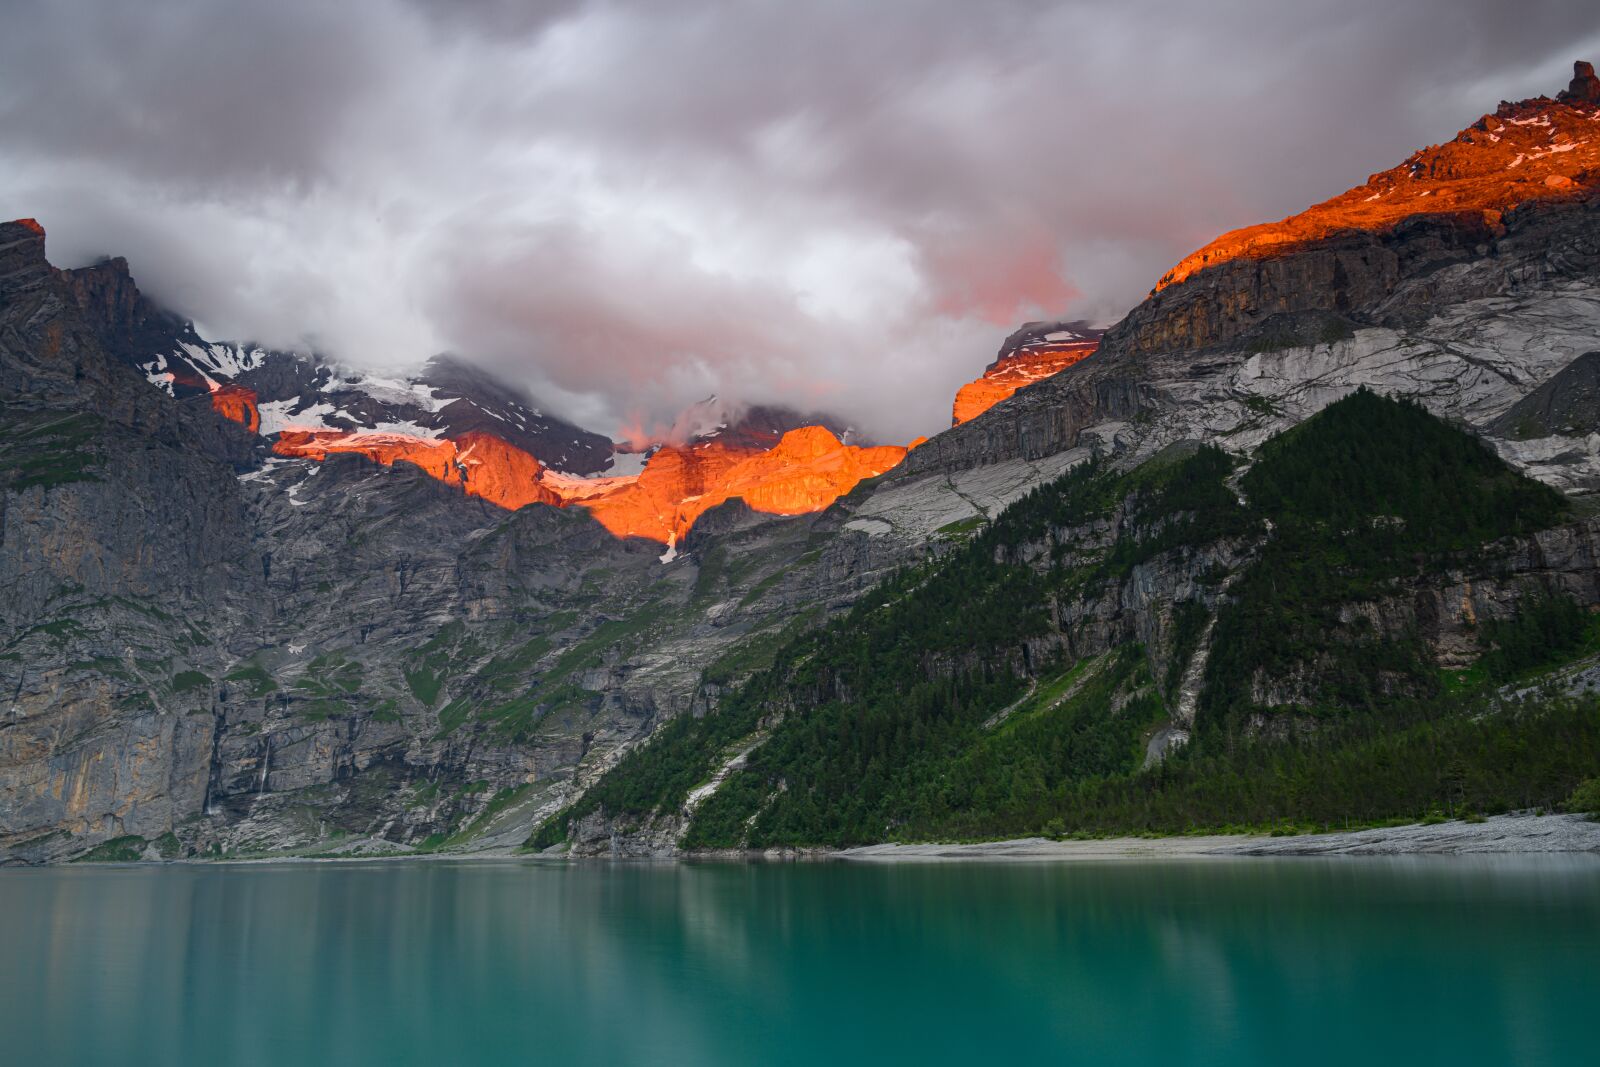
{"left": 413, "top": 354, "right": 616, "bottom": 474}
{"left": 1491, "top": 351, "right": 1600, "bottom": 440}
{"left": 1560, "top": 60, "right": 1600, "bottom": 105}
{"left": 995, "top": 319, "right": 1103, "bottom": 361}
{"left": 58, "top": 256, "right": 200, "bottom": 389}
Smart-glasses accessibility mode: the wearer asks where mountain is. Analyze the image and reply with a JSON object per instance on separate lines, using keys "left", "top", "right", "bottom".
{"left": 570, "top": 398, "right": 902, "bottom": 547}
{"left": 59, "top": 253, "right": 904, "bottom": 539}
{"left": 902, "top": 62, "right": 1600, "bottom": 488}
{"left": 62, "top": 256, "right": 618, "bottom": 475}
{"left": 580, "top": 427, "right": 908, "bottom": 549}
{"left": 7, "top": 64, "right": 1600, "bottom": 864}
{"left": 618, "top": 394, "right": 864, "bottom": 452}
{"left": 0, "top": 218, "right": 966, "bottom": 865}
{"left": 1157, "top": 59, "right": 1600, "bottom": 293}
{"left": 540, "top": 63, "right": 1600, "bottom": 854}
{"left": 951, "top": 320, "right": 1103, "bottom": 425}
{"left": 549, "top": 391, "right": 1599, "bottom": 851}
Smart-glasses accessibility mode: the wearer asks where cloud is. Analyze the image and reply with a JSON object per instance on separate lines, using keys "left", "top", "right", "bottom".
{"left": 3, "top": 0, "right": 1598, "bottom": 442}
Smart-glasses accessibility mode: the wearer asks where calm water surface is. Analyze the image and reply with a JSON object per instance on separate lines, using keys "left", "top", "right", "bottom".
{"left": 1, "top": 856, "right": 1595, "bottom": 1066}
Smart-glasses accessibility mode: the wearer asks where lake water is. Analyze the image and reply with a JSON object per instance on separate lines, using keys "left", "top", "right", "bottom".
{"left": 0, "top": 857, "right": 1595, "bottom": 1065}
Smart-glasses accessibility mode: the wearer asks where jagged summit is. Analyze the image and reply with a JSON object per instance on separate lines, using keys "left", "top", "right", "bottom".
{"left": 1, "top": 218, "right": 51, "bottom": 296}
{"left": 995, "top": 319, "right": 1102, "bottom": 362}
{"left": 1156, "top": 60, "right": 1600, "bottom": 292}
{"left": 5, "top": 217, "right": 913, "bottom": 545}
{"left": 9, "top": 225, "right": 616, "bottom": 475}
{"left": 1560, "top": 59, "right": 1600, "bottom": 105}
{"left": 617, "top": 395, "right": 861, "bottom": 454}
{"left": 951, "top": 319, "right": 1104, "bottom": 425}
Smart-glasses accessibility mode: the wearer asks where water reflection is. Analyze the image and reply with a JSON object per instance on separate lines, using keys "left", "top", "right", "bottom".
{"left": 0, "top": 857, "right": 1595, "bottom": 1066}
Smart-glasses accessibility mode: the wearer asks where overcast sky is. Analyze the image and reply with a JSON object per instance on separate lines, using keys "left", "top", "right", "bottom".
{"left": 3, "top": 1, "right": 1597, "bottom": 441}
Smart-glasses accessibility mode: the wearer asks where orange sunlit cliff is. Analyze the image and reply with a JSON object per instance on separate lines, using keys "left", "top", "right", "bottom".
{"left": 951, "top": 340, "right": 1098, "bottom": 425}
{"left": 1157, "top": 61, "right": 1600, "bottom": 291}
{"left": 256, "top": 420, "right": 904, "bottom": 545}
{"left": 210, "top": 384, "right": 260, "bottom": 434}
{"left": 211, "top": 326, "right": 1089, "bottom": 539}
{"left": 273, "top": 429, "right": 562, "bottom": 510}
{"left": 580, "top": 427, "right": 905, "bottom": 544}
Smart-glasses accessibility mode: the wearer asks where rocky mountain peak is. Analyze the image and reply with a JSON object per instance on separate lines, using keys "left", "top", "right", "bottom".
{"left": 58, "top": 255, "right": 196, "bottom": 369}
{"left": 618, "top": 395, "right": 861, "bottom": 453}
{"left": 995, "top": 319, "right": 1102, "bottom": 362}
{"left": 951, "top": 319, "right": 1103, "bottom": 425}
{"left": 0, "top": 226, "right": 190, "bottom": 354}
{"left": 1, "top": 218, "right": 52, "bottom": 298}
{"left": 1155, "top": 62, "right": 1600, "bottom": 293}
{"left": 1560, "top": 59, "right": 1600, "bottom": 105}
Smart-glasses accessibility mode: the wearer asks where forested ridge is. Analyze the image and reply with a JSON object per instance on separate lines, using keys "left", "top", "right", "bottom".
{"left": 534, "top": 391, "right": 1600, "bottom": 850}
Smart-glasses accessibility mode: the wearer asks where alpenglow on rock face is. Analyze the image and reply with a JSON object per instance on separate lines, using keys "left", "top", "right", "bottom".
{"left": 951, "top": 320, "right": 1103, "bottom": 425}
{"left": 580, "top": 427, "right": 907, "bottom": 546}
{"left": 52, "top": 248, "right": 913, "bottom": 545}
{"left": 1157, "top": 63, "right": 1600, "bottom": 292}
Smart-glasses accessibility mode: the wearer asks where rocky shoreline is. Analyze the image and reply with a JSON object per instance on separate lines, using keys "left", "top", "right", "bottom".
{"left": 832, "top": 813, "right": 1600, "bottom": 862}
{"left": 122, "top": 811, "right": 1600, "bottom": 867}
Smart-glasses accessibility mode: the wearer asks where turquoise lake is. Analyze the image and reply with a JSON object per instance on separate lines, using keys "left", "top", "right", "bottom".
{"left": 1, "top": 857, "right": 1595, "bottom": 1065}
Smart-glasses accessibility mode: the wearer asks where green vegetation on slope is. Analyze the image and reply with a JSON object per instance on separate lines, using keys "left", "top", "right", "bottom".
{"left": 535, "top": 441, "right": 1251, "bottom": 847}
{"left": 533, "top": 391, "right": 1591, "bottom": 850}
{"left": 0, "top": 409, "right": 104, "bottom": 492}
{"left": 1040, "top": 691, "right": 1600, "bottom": 835}
{"left": 224, "top": 662, "right": 278, "bottom": 697}
{"left": 415, "top": 604, "right": 665, "bottom": 743}
{"left": 1200, "top": 389, "right": 1568, "bottom": 734}
{"left": 72, "top": 835, "right": 147, "bottom": 862}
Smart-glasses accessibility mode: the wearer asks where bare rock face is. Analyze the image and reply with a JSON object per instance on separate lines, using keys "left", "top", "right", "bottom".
{"left": 271, "top": 428, "right": 563, "bottom": 510}
{"left": 823, "top": 72, "right": 1600, "bottom": 773}
{"left": 70, "top": 265, "right": 620, "bottom": 477}
{"left": 411, "top": 355, "right": 616, "bottom": 474}
{"left": 952, "top": 343, "right": 1101, "bottom": 425}
{"left": 567, "top": 808, "right": 683, "bottom": 858}
{"left": 1491, "top": 352, "right": 1600, "bottom": 441}
{"left": 895, "top": 140, "right": 1600, "bottom": 485}
{"left": 61, "top": 248, "right": 899, "bottom": 548}
{"left": 710, "top": 427, "right": 904, "bottom": 517}
{"left": 2, "top": 220, "right": 263, "bottom": 861}
{"left": 950, "top": 320, "right": 1105, "bottom": 425}
{"left": 1560, "top": 60, "right": 1600, "bottom": 105}
{"left": 210, "top": 384, "right": 261, "bottom": 433}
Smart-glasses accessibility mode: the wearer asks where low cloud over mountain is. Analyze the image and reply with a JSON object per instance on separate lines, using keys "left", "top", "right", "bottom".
{"left": 3, "top": 0, "right": 1596, "bottom": 441}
